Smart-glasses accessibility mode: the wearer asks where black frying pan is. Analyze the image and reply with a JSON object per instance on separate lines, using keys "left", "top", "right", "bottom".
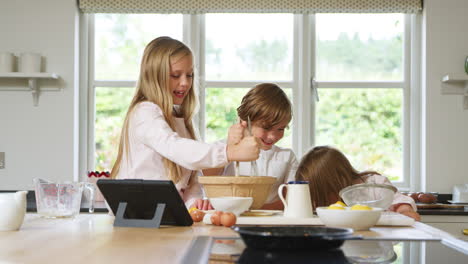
{"left": 232, "top": 226, "right": 361, "bottom": 250}
{"left": 238, "top": 247, "right": 350, "bottom": 264}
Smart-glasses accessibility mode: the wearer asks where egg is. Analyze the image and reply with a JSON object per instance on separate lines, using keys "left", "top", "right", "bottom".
{"left": 210, "top": 211, "right": 223, "bottom": 226}
{"left": 350, "top": 204, "right": 373, "bottom": 211}
{"left": 220, "top": 212, "right": 237, "bottom": 227}
{"left": 189, "top": 210, "right": 205, "bottom": 222}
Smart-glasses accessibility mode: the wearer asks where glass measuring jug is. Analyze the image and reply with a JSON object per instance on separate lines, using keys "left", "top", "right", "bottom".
{"left": 33, "top": 178, "right": 95, "bottom": 218}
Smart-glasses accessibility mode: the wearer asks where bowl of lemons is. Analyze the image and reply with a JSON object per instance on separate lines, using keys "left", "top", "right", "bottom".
{"left": 316, "top": 202, "right": 383, "bottom": 231}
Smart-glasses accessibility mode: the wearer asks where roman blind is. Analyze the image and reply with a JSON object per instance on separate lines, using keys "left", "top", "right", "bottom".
{"left": 78, "top": 0, "right": 423, "bottom": 14}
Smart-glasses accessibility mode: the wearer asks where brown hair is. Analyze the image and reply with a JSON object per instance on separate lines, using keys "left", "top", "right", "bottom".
{"left": 237, "top": 83, "right": 292, "bottom": 128}
{"left": 110, "top": 36, "right": 198, "bottom": 183}
{"left": 295, "top": 146, "right": 380, "bottom": 209}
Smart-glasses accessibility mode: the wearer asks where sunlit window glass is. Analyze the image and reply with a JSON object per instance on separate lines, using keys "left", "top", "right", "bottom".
{"left": 95, "top": 14, "right": 182, "bottom": 80}
{"left": 95, "top": 87, "right": 134, "bottom": 171}
{"left": 315, "top": 88, "right": 403, "bottom": 181}
{"left": 316, "top": 14, "right": 404, "bottom": 81}
{"left": 205, "top": 14, "right": 293, "bottom": 81}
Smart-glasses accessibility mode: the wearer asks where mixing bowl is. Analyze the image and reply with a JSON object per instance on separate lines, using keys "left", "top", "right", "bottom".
{"left": 209, "top": 196, "right": 253, "bottom": 215}
{"left": 316, "top": 206, "right": 383, "bottom": 231}
{"left": 198, "top": 176, "right": 276, "bottom": 209}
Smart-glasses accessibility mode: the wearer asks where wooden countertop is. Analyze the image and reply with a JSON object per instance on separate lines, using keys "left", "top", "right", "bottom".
{"left": 0, "top": 213, "right": 466, "bottom": 264}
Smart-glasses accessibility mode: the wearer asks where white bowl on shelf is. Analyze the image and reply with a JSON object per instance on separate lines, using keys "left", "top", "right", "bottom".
{"left": 209, "top": 196, "right": 253, "bottom": 216}
{"left": 316, "top": 207, "right": 383, "bottom": 231}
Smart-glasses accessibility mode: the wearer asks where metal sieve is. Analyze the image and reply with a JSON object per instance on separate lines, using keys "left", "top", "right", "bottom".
{"left": 339, "top": 183, "right": 397, "bottom": 210}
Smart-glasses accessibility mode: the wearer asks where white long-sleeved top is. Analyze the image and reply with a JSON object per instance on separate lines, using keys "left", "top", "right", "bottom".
{"left": 362, "top": 174, "right": 417, "bottom": 211}
{"left": 116, "top": 101, "right": 229, "bottom": 207}
{"left": 222, "top": 145, "right": 298, "bottom": 204}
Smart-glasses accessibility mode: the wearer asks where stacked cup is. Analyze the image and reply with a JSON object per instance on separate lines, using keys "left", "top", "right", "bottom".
{"left": 0, "top": 52, "right": 42, "bottom": 73}
{"left": 0, "top": 52, "right": 15, "bottom": 72}
{"left": 19, "top": 53, "right": 42, "bottom": 73}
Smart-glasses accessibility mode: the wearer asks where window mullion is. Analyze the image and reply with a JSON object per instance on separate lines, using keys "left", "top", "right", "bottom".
{"left": 205, "top": 81, "right": 293, "bottom": 89}
{"left": 293, "top": 14, "right": 314, "bottom": 157}
{"left": 93, "top": 80, "right": 136, "bottom": 87}
{"left": 87, "top": 14, "right": 96, "bottom": 174}
{"left": 408, "top": 13, "right": 422, "bottom": 192}
{"left": 183, "top": 14, "right": 206, "bottom": 140}
{"left": 317, "top": 81, "right": 405, "bottom": 89}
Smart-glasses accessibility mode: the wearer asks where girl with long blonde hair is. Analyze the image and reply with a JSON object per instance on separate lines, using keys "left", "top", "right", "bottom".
{"left": 296, "top": 146, "right": 420, "bottom": 220}
{"left": 110, "top": 37, "right": 259, "bottom": 209}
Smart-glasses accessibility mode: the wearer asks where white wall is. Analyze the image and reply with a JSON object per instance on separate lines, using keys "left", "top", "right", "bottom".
{"left": 0, "top": 0, "right": 79, "bottom": 189}
{"left": 423, "top": 0, "right": 468, "bottom": 193}
{"left": 0, "top": 0, "right": 467, "bottom": 193}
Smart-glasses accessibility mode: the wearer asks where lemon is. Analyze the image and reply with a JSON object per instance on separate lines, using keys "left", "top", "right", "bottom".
{"left": 328, "top": 205, "right": 345, "bottom": 210}
{"left": 335, "top": 201, "right": 347, "bottom": 207}
{"left": 350, "top": 204, "right": 373, "bottom": 211}
{"left": 188, "top": 207, "right": 198, "bottom": 213}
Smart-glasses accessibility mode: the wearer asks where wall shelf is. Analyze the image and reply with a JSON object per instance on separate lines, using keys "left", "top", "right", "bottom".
{"left": 441, "top": 73, "right": 468, "bottom": 84}
{"left": 0, "top": 72, "right": 59, "bottom": 106}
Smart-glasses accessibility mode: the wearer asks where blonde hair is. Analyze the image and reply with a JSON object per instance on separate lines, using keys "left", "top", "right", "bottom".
{"left": 110, "top": 36, "right": 198, "bottom": 183}
{"left": 237, "top": 83, "right": 292, "bottom": 128}
{"left": 295, "top": 146, "right": 379, "bottom": 209}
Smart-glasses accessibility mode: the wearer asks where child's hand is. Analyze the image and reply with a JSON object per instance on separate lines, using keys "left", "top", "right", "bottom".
{"left": 392, "top": 203, "right": 421, "bottom": 221}
{"left": 227, "top": 136, "right": 260, "bottom": 162}
{"left": 227, "top": 123, "right": 245, "bottom": 146}
{"left": 191, "top": 199, "right": 213, "bottom": 211}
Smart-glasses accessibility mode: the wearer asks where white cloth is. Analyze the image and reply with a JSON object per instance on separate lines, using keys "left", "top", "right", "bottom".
{"left": 223, "top": 145, "right": 298, "bottom": 204}
{"left": 116, "top": 102, "right": 229, "bottom": 207}
{"left": 363, "top": 174, "right": 417, "bottom": 211}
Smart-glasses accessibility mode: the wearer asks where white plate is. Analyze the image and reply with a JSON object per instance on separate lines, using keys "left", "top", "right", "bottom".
{"left": 447, "top": 200, "right": 468, "bottom": 205}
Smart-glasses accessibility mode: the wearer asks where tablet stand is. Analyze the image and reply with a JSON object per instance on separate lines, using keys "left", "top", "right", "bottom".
{"left": 114, "top": 202, "right": 166, "bottom": 228}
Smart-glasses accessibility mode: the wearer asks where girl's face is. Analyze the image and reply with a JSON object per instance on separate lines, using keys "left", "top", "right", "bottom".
{"left": 169, "top": 54, "right": 193, "bottom": 105}
{"left": 250, "top": 119, "right": 289, "bottom": 150}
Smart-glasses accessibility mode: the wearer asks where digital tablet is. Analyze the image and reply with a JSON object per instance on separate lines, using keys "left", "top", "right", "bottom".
{"left": 97, "top": 179, "right": 193, "bottom": 226}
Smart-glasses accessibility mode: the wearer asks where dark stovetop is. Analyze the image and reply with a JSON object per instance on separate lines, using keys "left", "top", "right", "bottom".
{"left": 182, "top": 237, "right": 468, "bottom": 264}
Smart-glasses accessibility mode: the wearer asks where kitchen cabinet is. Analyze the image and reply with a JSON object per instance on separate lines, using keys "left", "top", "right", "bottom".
{"left": 0, "top": 72, "right": 59, "bottom": 106}
{"left": 421, "top": 215, "right": 468, "bottom": 240}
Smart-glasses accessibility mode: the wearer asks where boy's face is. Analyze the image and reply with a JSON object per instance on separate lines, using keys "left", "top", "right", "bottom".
{"left": 250, "top": 119, "right": 289, "bottom": 150}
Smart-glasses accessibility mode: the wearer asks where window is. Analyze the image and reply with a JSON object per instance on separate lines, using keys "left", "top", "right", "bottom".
{"left": 204, "top": 14, "right": 293, "bottom": 148}
{"left": 87, "top": 13, "right": 416, "bottom": 188}
{"left": 314, "top": 14, "right": 406, "bottom": 183}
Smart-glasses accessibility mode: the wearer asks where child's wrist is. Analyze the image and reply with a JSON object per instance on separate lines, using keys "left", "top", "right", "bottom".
{"left": 393, "top": 203, "right": 412, "bottom": 212}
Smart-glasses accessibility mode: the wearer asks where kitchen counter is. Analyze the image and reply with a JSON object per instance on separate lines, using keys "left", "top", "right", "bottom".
{"left": 1, "top": 213, "right": 467, "bottom": 264}
{"left": 12, "top": 191, "right": 468, "bottom": 216}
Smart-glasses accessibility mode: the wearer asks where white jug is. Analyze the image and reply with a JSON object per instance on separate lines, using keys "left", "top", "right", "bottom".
{"left": 0, "top": 191, "right": 28, "bottom": 231}
{"left": 278, "top": 181, "right": 313, "bottom": 218}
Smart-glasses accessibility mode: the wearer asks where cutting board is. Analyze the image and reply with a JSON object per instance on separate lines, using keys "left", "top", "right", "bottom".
{"left": 235, "top": 211, "right": 414, "bottom": 226}
{"left": 416, "top": 203, "right": 464, "bottom": 209}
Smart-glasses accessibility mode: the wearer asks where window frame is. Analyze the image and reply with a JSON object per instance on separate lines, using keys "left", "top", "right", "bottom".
{"left": 81, "top": 13, "right": 420, "bottom": 190}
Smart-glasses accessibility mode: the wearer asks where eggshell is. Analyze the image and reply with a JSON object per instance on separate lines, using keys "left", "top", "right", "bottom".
{"left": 190, "top": 210, "right": 205, "bottom": 222}
{"left": 220, "top": 212, "right": 237, "bottom": 227}
{"left": 211, "top": 211, "right": 223, "bottom": 226}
